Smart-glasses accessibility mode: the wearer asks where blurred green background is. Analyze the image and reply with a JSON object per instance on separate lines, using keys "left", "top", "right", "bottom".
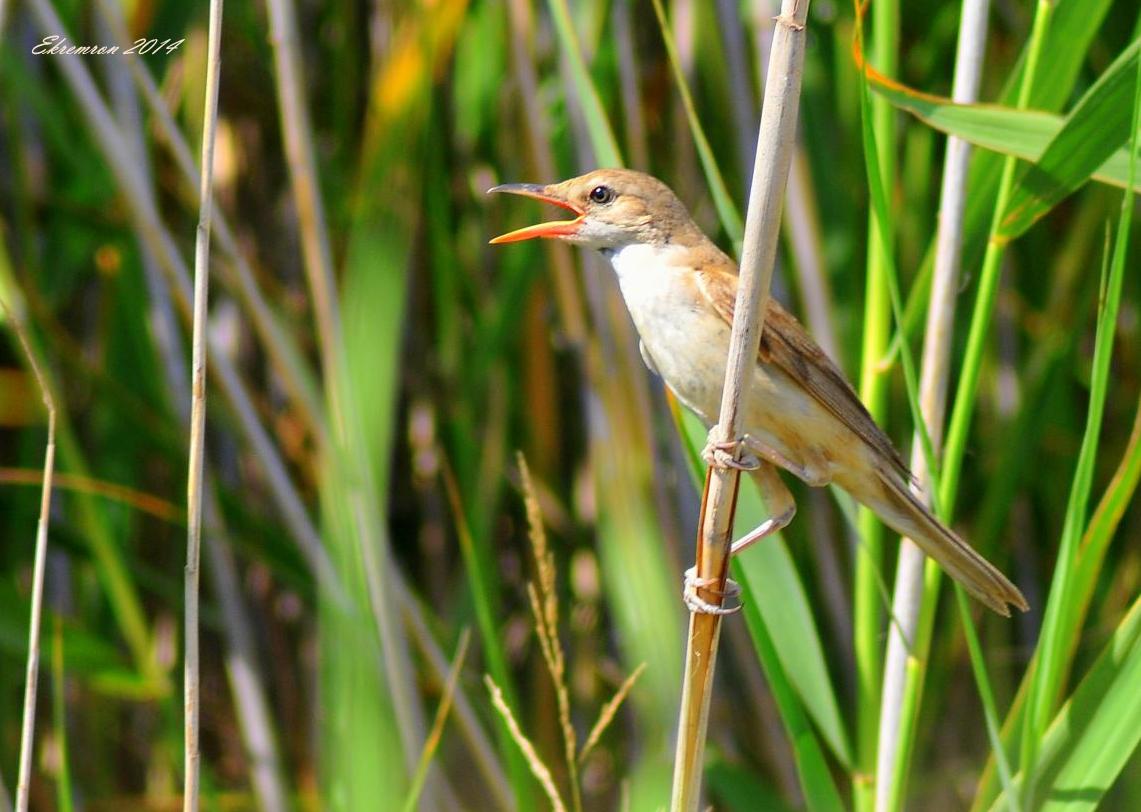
{"left": 1, "top": 0, "right": 1140, "bottom": 810}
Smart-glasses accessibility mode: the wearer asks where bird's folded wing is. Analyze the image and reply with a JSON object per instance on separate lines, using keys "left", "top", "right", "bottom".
{"left": 695, "top": 267, "right": 910, "bottom": 480}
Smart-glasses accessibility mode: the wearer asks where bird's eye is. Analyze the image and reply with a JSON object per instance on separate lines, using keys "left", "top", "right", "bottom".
{"left": 589, "top": 185, "right": 614, "bottom": 204}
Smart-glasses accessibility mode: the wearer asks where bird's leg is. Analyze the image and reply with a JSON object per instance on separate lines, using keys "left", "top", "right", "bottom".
{"left": 730, "top": 463, "right": 796, "bottom": 555}
{"left": 683, "top": 462, "right": 797, "bottom": 615}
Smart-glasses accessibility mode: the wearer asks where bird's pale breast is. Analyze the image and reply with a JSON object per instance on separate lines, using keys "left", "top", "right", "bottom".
{"left": 606, "top": 243, "right": 845, "bottom": 485}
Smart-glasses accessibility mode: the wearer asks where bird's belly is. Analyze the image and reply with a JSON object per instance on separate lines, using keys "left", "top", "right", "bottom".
{"left": 636, "top": 306, "right": 729, "bottom": 424}
{"left": 630, "top": 296, "right": 840, "bottom": 485}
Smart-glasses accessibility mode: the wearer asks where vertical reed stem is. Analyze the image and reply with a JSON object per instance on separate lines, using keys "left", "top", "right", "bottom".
{"left": 11, "top": 318, "right": 56, "bottom": 812}
{"left": 875, "top": 2, "right": 992, "bottom": 809}
{"left": 854, "top": 3, "right": 898, "bottom": 806}
{"left": 185, "top": 1, "right": 225, "bottom": 808}
{"left": 670, "top": 3, "right": 810, "bottom": 809}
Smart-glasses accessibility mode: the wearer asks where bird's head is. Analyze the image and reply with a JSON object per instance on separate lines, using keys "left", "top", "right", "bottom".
{"left": 488, "top": 169, "right": 699, "bottom": 249}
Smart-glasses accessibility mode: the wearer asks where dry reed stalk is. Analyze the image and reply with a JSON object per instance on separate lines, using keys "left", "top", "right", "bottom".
{"left": 264, "top": 0, "right": 339, "bottom": 386}
{"left": 9, "top": 314, "right": 56, "bottom": 812}
{"left": 874, "top": 1, "right": 992, "bottom": 806}
{"left": 85, "top": 7, "right": 290, "bottom": 809}
{"left": 670, "top": 2, "right": 810, "bottom": 810}
{"left": 184, "top": 0, "right": 225, "bottom": 808}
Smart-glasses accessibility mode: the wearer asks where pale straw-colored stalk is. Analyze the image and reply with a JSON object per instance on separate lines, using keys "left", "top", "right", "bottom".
{"left": 184, "top": 0, "right": 225, "bottom": 808}
{"left": 751, "top": 1, "right": 839, "bottom": 361}
{"left": 874, "top": 2, "right": 992, "bottom": 809}
{"left": 10, "top": 315, "right": 56, "bottom": 812}
{"left": 264, "top": 0, "right": 339, "bottom": 388}
{"left": 670, "top": 3, "right": 810, "bottom": 809}
{"left": 90, "top": 7, "right": 289, "bottom": 809}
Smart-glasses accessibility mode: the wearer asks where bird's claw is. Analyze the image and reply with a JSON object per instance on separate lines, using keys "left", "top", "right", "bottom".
{"left": 701, "top": 432, "right": 761, "bottom": 471}
{"left": 682, "top": 567, "right": 742, "bottom": 615}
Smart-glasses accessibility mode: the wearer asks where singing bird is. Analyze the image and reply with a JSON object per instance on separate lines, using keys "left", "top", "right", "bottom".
{"left": 489, "top": 169, "right": 1027, "bottom": 616}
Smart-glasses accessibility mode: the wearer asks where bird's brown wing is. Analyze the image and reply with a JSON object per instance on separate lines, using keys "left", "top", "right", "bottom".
{"left": 694, "top": 266, "right": 910, "bottom": 481}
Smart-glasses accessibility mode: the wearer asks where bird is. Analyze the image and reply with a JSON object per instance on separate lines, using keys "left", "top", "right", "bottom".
{"left": 488, "top": 168, "right": 1028, "bottom": 616}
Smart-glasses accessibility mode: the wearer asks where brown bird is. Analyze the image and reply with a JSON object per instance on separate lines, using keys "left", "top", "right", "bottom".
{"left": 489, "top": 168, "right": 1027, "bottom": 616}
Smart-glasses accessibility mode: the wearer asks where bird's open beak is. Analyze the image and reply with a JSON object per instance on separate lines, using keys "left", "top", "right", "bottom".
{"left": 487, "top": 183, "right": 584, "bottom": 244}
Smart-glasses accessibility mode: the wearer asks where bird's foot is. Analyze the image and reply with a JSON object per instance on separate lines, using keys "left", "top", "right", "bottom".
{"left": 701, "top": 430, "right": 761, "bottom": 471}
{"left": 682, "top": 567, "right": 742, "bottom": 615}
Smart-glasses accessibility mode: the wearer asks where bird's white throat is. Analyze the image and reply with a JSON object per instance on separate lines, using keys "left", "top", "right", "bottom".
{"left": 603, "top": 242, "right": 690, "bottom": 315}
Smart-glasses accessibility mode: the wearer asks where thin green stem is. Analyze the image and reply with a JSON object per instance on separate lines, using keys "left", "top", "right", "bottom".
{"left": 854, "top": 3, "right": 898, "bottom": 808}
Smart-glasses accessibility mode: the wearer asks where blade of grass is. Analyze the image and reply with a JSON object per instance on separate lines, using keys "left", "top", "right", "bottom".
{"left": 1022, "top": 41, "right": 1140, "bottom": 783}
{"left": 400, "top": 630, "right": 471, "bottom": 812}
{"left": 1068, "top": 393, "right": 1141, "bottom": 638}
{"left": 323, "top": 8, "right": 471, "bottom": 808}
{"left": 545, "top": 0, "right": 622, "bottom": 166}
{"left": 953, "top": 587, "right": 1020, "bottom": 812}
{"left": 714, "top": 0, "right": 759, "bottom": 189}
{"left": 866, "top": 60, "right": 1141, "bottom": 201}
{"left": 264, "top": 0, "right": 340, "bottom": 396}
{"left": 874, "top": 3, "right": 1058, "bottom": 803}
{"left": 611, "top": 0, "right": 650, "bottom": 170}
{"left": 737, "top": 592, "right": 846, "bottom": 812}
{"left": 396, "top": 577, "right": 513, "bottom": 810}
{"left": 50, "top": 619, "right": 73, "bottom": 812}
{"left": 989, "top": 596, "right": 1141, "bottom": 811}
{"left": 973, "top": 365, "right": 1141, "bottom": 812}
{"left": 998, "top": 36, "right": 1141, "bottom": 238}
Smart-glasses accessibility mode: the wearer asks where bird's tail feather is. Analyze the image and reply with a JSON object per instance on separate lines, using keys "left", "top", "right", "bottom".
{"left": 853, "top": 469, "right": 1028, "bottom": 616}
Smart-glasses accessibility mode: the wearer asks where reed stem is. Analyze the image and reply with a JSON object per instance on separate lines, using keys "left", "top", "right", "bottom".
{"left": 670, "top": 3, "right": 811, "bottom": 808}
{"left": 184, "top": 1, "right": 225, "bottom": 808}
